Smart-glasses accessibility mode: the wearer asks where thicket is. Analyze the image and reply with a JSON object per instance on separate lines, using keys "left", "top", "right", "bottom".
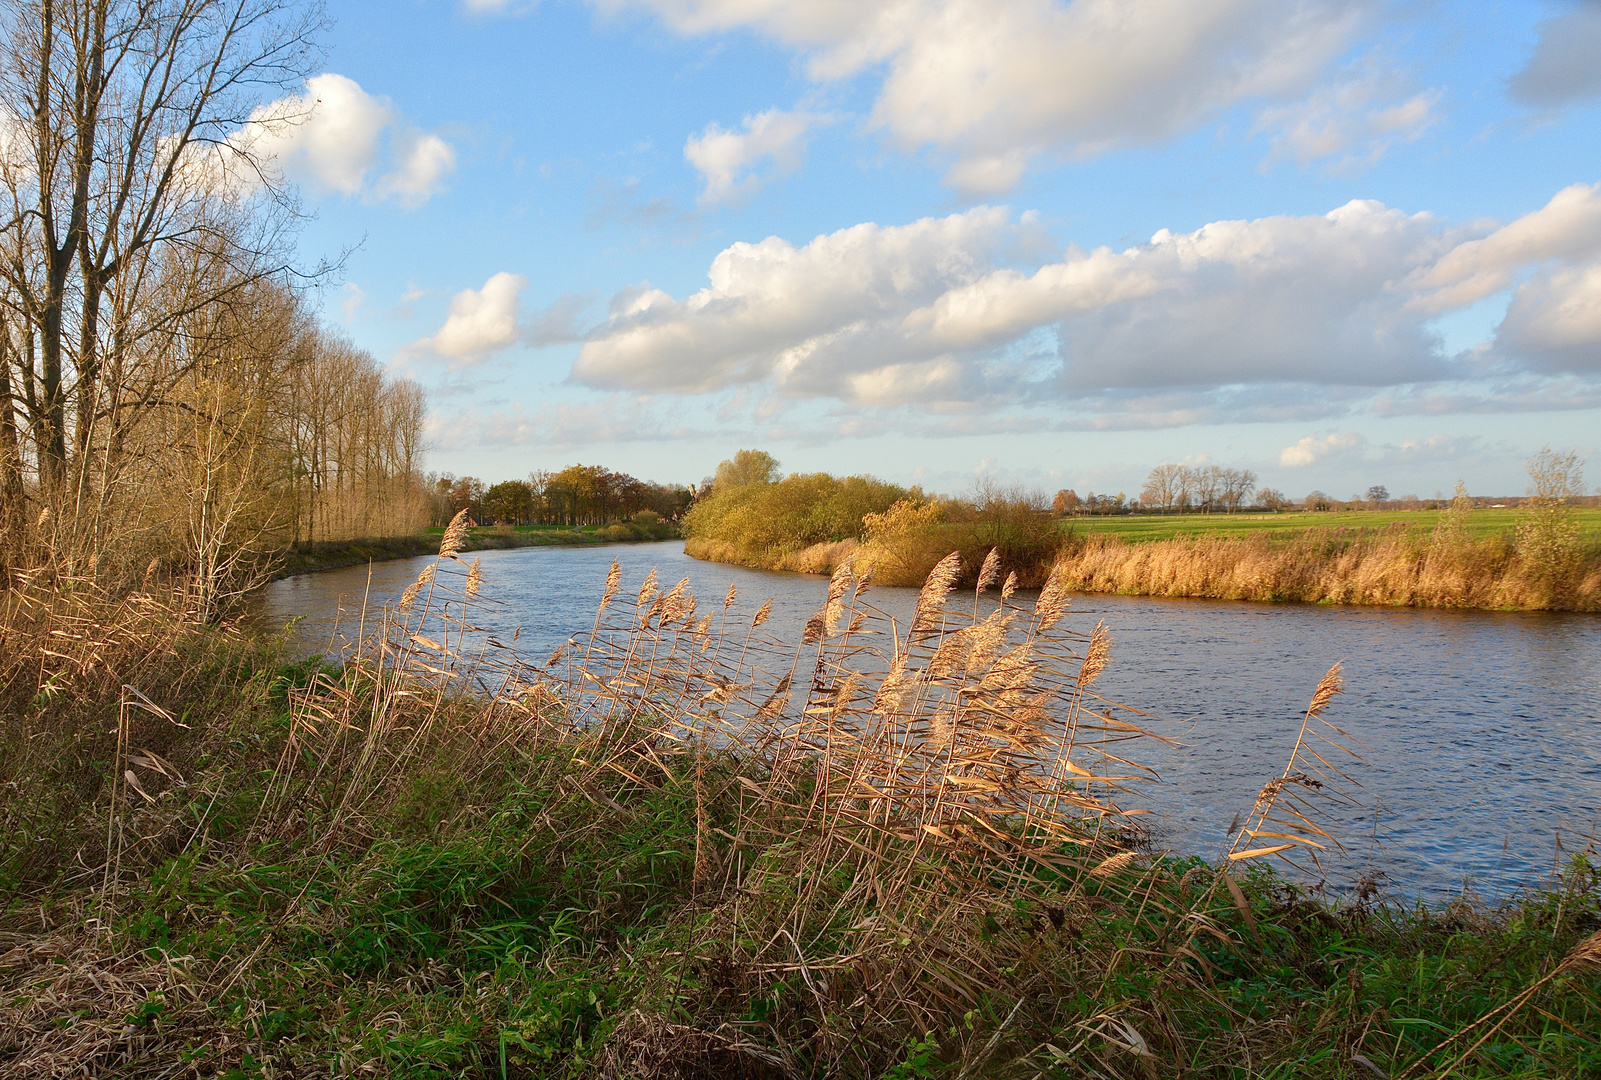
{"left": 682, "top": 452, "right": 1069, "bottom": 587}
{"left": 3, "top": 528, "right": 1598, "bottom": 1077}
{"left": 682, "top": 450, "right": 915, "bottom": 570}
{"left": 0, "top": 0, "right": 430, "bottom": 618}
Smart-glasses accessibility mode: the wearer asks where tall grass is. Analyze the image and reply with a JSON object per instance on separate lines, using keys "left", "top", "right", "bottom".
{"left": 3, "top": 521, "right": 1598, "bottom": 1076}
{"left": 1048, "top": 519, "right": 1601, "bottom": 610}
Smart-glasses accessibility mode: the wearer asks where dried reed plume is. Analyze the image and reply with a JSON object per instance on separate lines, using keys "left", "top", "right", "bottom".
{"left": 438, "top": 508, "right": 471, "bottom": 558}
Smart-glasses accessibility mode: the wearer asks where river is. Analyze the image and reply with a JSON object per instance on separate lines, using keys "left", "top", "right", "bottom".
{"left": 258, "top": 540, "right": 1601, "bottom": 902}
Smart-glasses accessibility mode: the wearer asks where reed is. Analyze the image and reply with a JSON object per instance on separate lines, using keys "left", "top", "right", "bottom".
{"left": 2, "top": 543, "right": 1597, "bottom": 1077}
{"left": 1048, "top": 521, "right": 1601, "bottom": 611}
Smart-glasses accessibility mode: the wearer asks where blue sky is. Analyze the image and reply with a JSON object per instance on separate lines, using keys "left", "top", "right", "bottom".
{"left": 276, "top": 0, "right": 1601, "bottom": 500}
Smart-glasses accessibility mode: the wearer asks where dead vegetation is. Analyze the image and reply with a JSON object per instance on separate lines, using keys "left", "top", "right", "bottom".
{"left": 2, "top": 513, "right": 1598, "bottom": 1077}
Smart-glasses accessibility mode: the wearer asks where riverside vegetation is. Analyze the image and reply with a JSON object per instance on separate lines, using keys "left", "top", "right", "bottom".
{"left": 685, "top": 450, "right": 1601, "bottom": 612}
{"left": 3, "top": 515, "right": 1599, "bottom": 1078}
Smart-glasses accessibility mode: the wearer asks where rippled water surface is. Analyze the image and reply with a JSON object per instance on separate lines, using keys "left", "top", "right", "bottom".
{"left": 258, "top": 540, "right": 1601, "bottom": 901}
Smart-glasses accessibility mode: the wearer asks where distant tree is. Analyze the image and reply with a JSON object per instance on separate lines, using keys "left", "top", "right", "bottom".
{"left": 1256, "top": 487, "right": 1288, "bottom": 511}
{"left": 1141, "top": 463, "right": 1185, "bottom": 513}
{"left": 1305, "top": 490, "right": 1333, "bottom": 512}
{"left": 448, "top": 477, "right": 487, "bottom": 520}
{"left": 484, "top": 481, "right": 534, "bottom": 525}
{"left": 713, "top": 449, "right": 780, "bottom": 492}
{"left": 1052, "top": 488, "right": 1081, "bottom": 515}
{"left": 1366, "top": 485, "right": 1390, "bottom": 506}
{"left": 1221, "top": 468, "right": 1257, "bottom": 512}
{"left": 1192, "top": 466, "right": 1224, "bottom": 512}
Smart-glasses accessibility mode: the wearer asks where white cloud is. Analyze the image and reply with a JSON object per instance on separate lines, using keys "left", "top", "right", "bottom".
{"left": 1254, "top": 60, "right": 1439, "bottom": 172}
{"left": 1508, "top": 1, "right": 1601, "bottom": 110}
{"left": 572, "top": 207, "right": 1014, "bottom": 399}
{"left": 1409, "top": 183, "right": 1601, "bottom": 313}
{"left": 1279, "top": 431, "right": 1364, "bottom": 467}
{"left": 575, "top": 199, "right": 1451, "bottom": 405}
{"left": 378, "top": 132, "right": 458, "bottom": 208}
{"left": 684, "top": 108, "right": 812, "bottom": 204}
{"left": 1496, "top": 258, "right": 1601, "bottom": 372}
{"left": 571, "top": 183, "right": 1601, "bottom": 420}
{"left": 420, "top": 272, "right": 528, "bottom": 363}
{"left": 600, "top": 0, "right": 1374, "bottom": 190}
{"left": 242, "top": 73, "right": 456, "bottom": 207}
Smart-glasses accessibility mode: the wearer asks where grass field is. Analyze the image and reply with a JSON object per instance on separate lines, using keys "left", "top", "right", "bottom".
{"left": 1063, "top": 507, "right": 1601, "bottom": 543}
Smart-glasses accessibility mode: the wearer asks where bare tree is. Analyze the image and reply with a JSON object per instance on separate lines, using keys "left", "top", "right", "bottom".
{"left": 1141, "top": 463, "right": 1185, "bottom": 513}
{"left": 0, "top": 0, "right": 324, "bottom": 557}
{"left": 1221, "top": 468, "right": 1257, "bottom": 512}
{"left": 1192, "top": 465, "right": 1224, "bottom": 513}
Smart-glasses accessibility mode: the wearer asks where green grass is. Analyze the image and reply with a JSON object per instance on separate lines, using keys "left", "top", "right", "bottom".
{"left": 1061, "top": 507, "right": 1601, "bottom": 544}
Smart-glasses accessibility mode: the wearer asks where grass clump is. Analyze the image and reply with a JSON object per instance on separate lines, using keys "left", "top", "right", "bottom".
{"left": 3, "top": 521, "right": 1598, "bottom": 1077}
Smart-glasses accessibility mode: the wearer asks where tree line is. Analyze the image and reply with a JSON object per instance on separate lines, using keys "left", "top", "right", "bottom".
{"left": 0, "top": 0, "right": 429, "bottom": 615}
{"left": 429, "top": 465, "right": 693, "bottom": 527}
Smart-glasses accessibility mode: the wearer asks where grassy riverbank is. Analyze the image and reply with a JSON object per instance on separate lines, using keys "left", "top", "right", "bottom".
{"left": 681, "top": 456, "right": 1601, "bottom": 610}
{"left": 3, "top": 532, "right": 1598, "bottom": 1077}
{"left": 1065, "top": 507, "right": 1601, "bottom": 543}
{"left": 1049, "top": 519, "right": 1601, "bottom": 611}
{"left": 277, "top": 515, "right": 679, "bottom": 578}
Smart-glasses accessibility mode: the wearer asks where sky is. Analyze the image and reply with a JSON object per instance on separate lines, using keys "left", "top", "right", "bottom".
{"left": 276, "top": 0, "right": 1601, "bottom": 500}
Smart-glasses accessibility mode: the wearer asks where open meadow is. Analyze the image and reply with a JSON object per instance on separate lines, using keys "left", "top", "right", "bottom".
{"left": 1064, "top": 507, "right": 1601, "bottom": 543}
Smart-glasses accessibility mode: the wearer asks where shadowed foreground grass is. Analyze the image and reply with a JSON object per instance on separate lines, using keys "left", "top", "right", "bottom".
{"left": 3, "top": 528, "right": 1598, "bottom": 1078}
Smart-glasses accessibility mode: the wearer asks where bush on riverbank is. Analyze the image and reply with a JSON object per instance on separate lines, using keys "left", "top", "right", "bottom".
{"left": 681, "top": 461, "right": 915, "bottom": 569}
{"left": 6, "top": 532, "right": 1600, "bottom": 1076}
{"left": 682, "top": 454, "right": 1068, "bottom": 587}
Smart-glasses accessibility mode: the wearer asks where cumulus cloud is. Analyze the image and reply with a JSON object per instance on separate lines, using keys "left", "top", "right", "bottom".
{"left": 598, "top": 0, "right": 1373, "bottom": 191}
{"left": 377, "top": 132, "right": 458, "bottom": 208}
{"left": 573, "top": 207, "right": 1014, "bottom": 399}
{"left": 1496, "top": 259, "right": 1601, "bottom": 372}
{"left": 1507, "top": 1, "right": 1601, "bottom": 110}
{"left": 1409, "top": 183, "right": 1601, "bottom": 313}
{"left": 1279, "top": 431, "right": 1365, "bottom": 467}
{"left": 685, "top": 109, "right": 812, "bottom": 204}
{"left": 412, "top": 279, "right": 597, "bottom": 364}
{"left": 243, "top": 73, "right": 456, "bottom": 206}
{"left": 576, "top": 199, "right": 1451, "bottom": 405}
{"left": 570, "top": 183, "right": 1601, "bottom": 414}
{"left": 420, "top": 272, "right": 528, "bottom": 363}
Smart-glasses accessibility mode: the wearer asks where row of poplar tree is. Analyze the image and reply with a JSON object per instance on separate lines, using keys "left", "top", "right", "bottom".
{"left": 0, "top": 0, "right": 430, "bottom": 616}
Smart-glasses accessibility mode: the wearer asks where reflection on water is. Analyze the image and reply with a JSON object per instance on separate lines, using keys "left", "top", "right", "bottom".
{"left": 256, "top": 540, "right": 1601, "bottom": 901}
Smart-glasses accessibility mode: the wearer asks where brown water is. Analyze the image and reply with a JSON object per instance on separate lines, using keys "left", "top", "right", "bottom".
{"left": 257, "top": 540, "right": 1601, "bottom": 901}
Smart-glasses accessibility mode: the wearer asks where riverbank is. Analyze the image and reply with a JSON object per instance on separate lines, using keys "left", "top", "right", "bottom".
{"left": 1049, "top": 527, "right": 1601, "bottom": 611}
{"left": 686, "top": 517, "right": 1601, "bottom": 612}
{"left": 275, "top": 517, "right": 680, "bottom": 578}
{"left": 4, "top": 542, "right": 1599, "bottom": 1077}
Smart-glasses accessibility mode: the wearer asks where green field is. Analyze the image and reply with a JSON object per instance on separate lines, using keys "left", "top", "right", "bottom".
{"left": 1061, "top": 507, "right": 1601, "bottom": 543}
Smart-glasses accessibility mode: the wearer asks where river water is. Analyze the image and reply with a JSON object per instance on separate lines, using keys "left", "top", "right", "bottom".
{"left": 258, "top": 540, "right": 1601, "bottom": 902}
